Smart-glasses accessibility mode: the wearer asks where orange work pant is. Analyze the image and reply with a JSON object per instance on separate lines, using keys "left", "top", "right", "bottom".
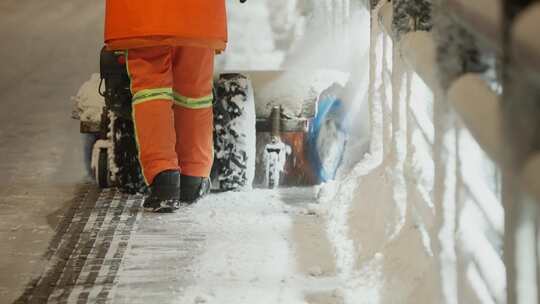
{"left": 126, "top": 45, "right": 214, "bottom": 185}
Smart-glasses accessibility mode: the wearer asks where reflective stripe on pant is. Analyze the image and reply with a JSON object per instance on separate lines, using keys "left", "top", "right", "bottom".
{"left": 127, "top": 45, "right": 214, "bottom": 185}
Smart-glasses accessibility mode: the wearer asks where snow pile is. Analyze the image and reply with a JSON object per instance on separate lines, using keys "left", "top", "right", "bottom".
{"left": 72, "top": 73, "right": 104, "bottom": 123}
{"left": 314, "top": 3, "right": 441, "bottom": 303}
{"left": 321, "top": 138, "right": 439, "bottom": 303}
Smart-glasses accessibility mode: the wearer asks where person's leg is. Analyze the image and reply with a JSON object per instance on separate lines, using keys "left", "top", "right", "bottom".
{"left": 172, "top": 46, "right": 215, "bottom": 202}
{"left": 127, "top": 46, "right": 180, "bottom": 211}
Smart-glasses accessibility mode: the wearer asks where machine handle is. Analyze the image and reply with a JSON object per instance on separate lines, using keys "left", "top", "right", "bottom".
{"left": 270, "top": 106, "right": 281, "bottom": 138}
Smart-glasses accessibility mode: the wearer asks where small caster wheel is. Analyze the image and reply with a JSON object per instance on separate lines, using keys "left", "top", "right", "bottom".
{"left": 96, "top": 148, "right": 112, "bottom": 188}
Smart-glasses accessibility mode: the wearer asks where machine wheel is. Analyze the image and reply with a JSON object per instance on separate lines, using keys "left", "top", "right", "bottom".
{"left": 212, "top": 73, "right": 256, "bottom": 191}
{"left": 112, "top": 116, "right": 147, "bottom": 194}
{"left": 96, "top": 148, "right": 111, "bottom": 188}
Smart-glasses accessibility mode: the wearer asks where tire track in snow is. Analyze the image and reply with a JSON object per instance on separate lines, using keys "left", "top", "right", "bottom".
{"left": 110, "top": 203, "right": 206, "bottom": 303}
{"left": 15, "top": 188, "right": 141, "bottom": 304}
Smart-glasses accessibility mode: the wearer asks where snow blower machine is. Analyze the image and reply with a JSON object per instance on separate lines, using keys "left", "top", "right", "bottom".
{"left": 77, "top": 48, "right": 350, "bottom": 194}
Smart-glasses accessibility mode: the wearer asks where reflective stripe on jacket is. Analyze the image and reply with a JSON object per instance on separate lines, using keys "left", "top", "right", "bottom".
{"left": 105, "top": 0, "right": 227, "bottom": 51}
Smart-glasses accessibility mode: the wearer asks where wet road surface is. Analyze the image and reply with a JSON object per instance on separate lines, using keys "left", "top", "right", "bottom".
{"left": 0, "top": 1, "right": 103, "bottom": 302}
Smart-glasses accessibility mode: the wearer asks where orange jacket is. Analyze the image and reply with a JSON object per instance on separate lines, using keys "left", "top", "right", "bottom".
{"left": 105, "top": 0, "right": 228, "bottom": 51}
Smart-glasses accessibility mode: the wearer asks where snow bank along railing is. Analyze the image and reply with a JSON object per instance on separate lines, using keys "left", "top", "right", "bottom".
{"left": 370, "top": 0, "right": 540, "bottom": 303}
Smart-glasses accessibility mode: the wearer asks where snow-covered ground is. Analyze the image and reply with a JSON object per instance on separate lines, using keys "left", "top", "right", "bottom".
{"left": 111, "top": 189, "right": 341, "bottom": 304}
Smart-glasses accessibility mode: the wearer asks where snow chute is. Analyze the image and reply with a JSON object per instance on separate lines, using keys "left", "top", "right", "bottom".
{"left": 308, "top": 95, "right": 348, "bottom": 183}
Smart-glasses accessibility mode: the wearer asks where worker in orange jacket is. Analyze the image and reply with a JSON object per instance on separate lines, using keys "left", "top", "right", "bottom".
{"left": 105, "top": 0, "right": 228, "bottom": 212}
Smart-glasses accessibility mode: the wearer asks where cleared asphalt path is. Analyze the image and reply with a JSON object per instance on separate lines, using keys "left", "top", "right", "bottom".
{"left": 0, "top": 1, "right": 103, "bottom": 302}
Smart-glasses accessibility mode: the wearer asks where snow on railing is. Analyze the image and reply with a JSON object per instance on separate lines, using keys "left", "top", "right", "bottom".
{"left": 317, "top": 1, "right": 539, "bottom": 302}
{"left": 375, "top": 0, "right": 506, "bottom": 302}
{"left": 373, "top": 0, "right": 540, "bottom": 303}
{"left": 503, "top": 2, "right": 540, "bottom": 302}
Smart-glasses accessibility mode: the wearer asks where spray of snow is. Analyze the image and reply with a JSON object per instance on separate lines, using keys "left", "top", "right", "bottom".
{"left": 317, "top": 117, "right": 348, "bottom": 178}
{"left": 216, "top": 1, "right": 284, "bottom": 71}
{"left": 266, "top": 0, "right": 305, "bottom": 50}
{"left": 250, "top": 69, "right": 350, "bottom": 118}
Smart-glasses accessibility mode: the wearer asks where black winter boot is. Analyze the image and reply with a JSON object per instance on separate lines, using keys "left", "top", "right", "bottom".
{"left": 180, "top": 174, "right": 211, "bottom": 204}
{"left": 143, "top": 170, "right": 180, "bottom": 213}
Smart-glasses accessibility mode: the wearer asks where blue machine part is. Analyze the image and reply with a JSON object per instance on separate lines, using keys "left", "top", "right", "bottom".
{"left": 308, "top": 96, "right": 348, "bottom": 183}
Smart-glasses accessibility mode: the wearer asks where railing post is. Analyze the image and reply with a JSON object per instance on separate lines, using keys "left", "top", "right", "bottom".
{"left": 502, "top": 1, "right": 540, "bottom": 303}
{"left": 432, "top": 0, "right": 490, "bottom": 302}
{"left": 368, "top": 1, "right": 385, "bottom": 159}
{"left": 381, "top": 32, "right": 393, "bottom": 157}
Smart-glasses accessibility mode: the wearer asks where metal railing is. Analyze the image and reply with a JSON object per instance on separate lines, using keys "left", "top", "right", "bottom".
{"left": 366, "top": 0, "right": 540, "bottom": 302}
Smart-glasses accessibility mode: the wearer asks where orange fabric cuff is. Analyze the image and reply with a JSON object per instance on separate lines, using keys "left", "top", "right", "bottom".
{"left": 106, "top": 36, "right": 226, "bottom": 53}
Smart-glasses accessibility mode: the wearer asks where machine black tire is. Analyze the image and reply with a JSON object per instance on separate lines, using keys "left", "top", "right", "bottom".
{"left": 97, "top": 148, "right": 110, "bottom": 188}
{"left": 112, "top": 116, "right": 147, "bottom": 194}
{"left": 212, "top": 73, "right": 255, "bottom": 191}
